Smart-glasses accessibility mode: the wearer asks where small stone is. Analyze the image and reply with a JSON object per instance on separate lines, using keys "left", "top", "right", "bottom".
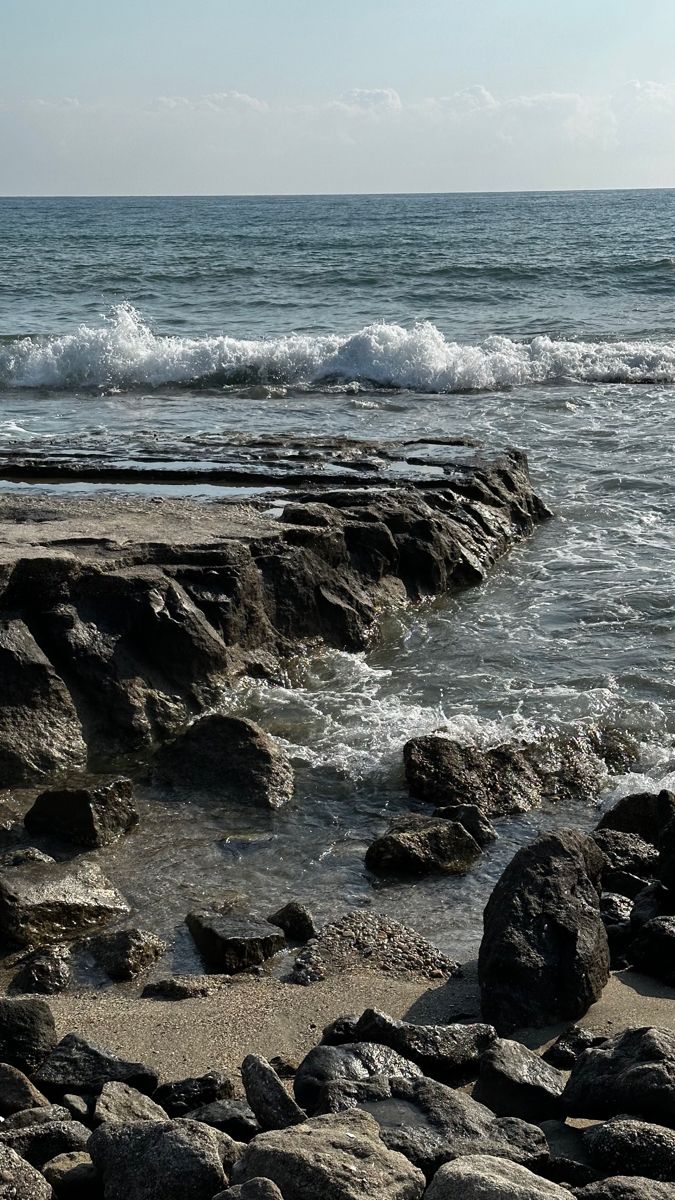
{"left": 267, "top": 901, "right": 317, "bottom": 943}
{"left": 141, "top": 975, "right": 211, "bottom": 1000}
{"left": 542, "top": 1027, "right": 607, "bottom": 1070}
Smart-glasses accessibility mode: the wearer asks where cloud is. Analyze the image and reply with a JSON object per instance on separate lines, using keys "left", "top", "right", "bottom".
{"left": 333, "top": 88, "right": 402, "bottom": 115}
{"left": 147, "top": 92, "right": 267, "bottom": 114}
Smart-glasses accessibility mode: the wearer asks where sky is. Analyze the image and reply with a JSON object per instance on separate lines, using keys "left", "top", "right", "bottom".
{"left": 2, "top": 0, "right": 675, "bottom": 195}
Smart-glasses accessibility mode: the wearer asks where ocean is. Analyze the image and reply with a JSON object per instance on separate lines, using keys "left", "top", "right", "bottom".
{"left": 1, "top": 190, "right": 675, "bottom": 963}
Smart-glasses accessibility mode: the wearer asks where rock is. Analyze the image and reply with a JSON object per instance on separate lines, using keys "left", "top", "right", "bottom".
{"left": 42, "top": 1150, "right": 100, "bottom": 1198}
{"left": 11, "top": 945, "right": 72, "bottom": 995}
{"left": 473, "top": 1039, "right": 566, "bottom": 1121}
{"left": 0, "top": 618, "right": 87, "bottom": 786}
{"left": 0, "top": 1119, "right": 90, "bottom": 1168}
{"left": 563, "top": 1026, "right": 675, "bottom": 1126}
{"left": 215, "top": 1182, "right": 283, "bottom": 1200}
{"left": 592, "top": 829, "right": 658, "bottom": 895}
{"left": 583, "top": 1118, "right": 675, "bottom": 1181}
{"left": 630, "top": 883, "right": 674, "bottom": 930}
{"left": 0, "top": 859, "right": 129, "bottom": 947}
{"left": 87, "top": 927, "right": 166, "bottom": 980}
{"left": 24, "top": 777, "right": 138, "bottom": 849}
{"left": 316, "top": 1074, "right": 548, "bottom": 1180}
{"left": 2, "top": 1103, "right": 71, "bottom": 1128}
{"left": 93, "top": 1081, "right": 167, "bottom": 1125}
{"left": 62, "top": 1094, "right": 94, "bottom": 1122}
{"left": 629, "top": 916, "right": 675, "bottom": 984}
{"left": 542, "top": 1027, "right": 607, "bottom": 1070}
{"left": 1, "top": 847, "right": 55, "bottom": 867}
{"left": 0, "top": 1062, "right": 50, "bottom": 1116}
{"left": 597, "top": 790, "right": 675, "bottom": 843}
{"left": 365, "top": 816, "right": 482, "bottom": 876}
{"left": 599, "top": 894, "right": 633, "bottom": 966}
{"left": 0, "top": 1143, "right": 52, "bottom": 1199}
{"left": 293, "top": 1042, "right": 423, "bottom": 1113}
{"left": 321, "top": 1016, "right": 361, "bottom": 1045}
{"left": 433, "top": 803, "right": 498, "bottom": 847}
{"left": 34, "top": 1034, "right": 159, "bottom": 1099}
{"left": 574, "top": 1178, "right": 675, "bottom": 1199}
{"left": 189, "top": 1098, "right": 259, "bottom": 1142}
{"left": 230, "top": 1108, "right": 425, "bottom": 1199}
{"left": 658, "top": 819, "right": 675, "bottom": 889}
{"left": 291, "top": 910, "right": 459, "bottom": 984}
{"left": 478, "top": 829, "right": 609, "bottom": 1033}
{"left": 241, "top": 1055, "right": 305, "bottom": 1131}
{"left": 140, "top": 975, "right": 213, "bottom": 1000}
{"left": 424, "top": 1153, "right": 570, "bottom": 1198}
{"left": 186, "top": 906, "right": 285, "bottom": 974}
{"left": 343, "top": 1009, "right": 496, "bottom": 1084}
{"left": 267, "top": 901, "right": 317, "bottom": 942}
{"left": 537, "top": 1119, "right": 599, "bottom": 1188}
{"left": 0, "top": 997, "right": 57, "bottom": 1074}
{"left": 88, "top": 1117, "right": 228, "bottom": 1200}
{"left": 154, "top": 714, "right": 294, "bottom": 809}
{"left": 404, "top": 736, "right": 542, "bottom": 816}
{"left": 154, "top": 1070, "right": 235, "bottom": 1117}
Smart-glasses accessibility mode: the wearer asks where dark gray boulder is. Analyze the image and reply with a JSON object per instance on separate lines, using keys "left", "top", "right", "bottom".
{"left": 0, "top": 858, "right": 129, "bottom": 947}
{"left": 230, "top": 1109, "right": 426, "bottom": 1200}
{"left": 267, "top": 901, "right": 317, "bottom": 942}
{"left": 293, "top": 1042, "right": 423, "bottom": 1113}
{"left": 630, "top": 883, "right": 674, "bottom": 931}
{"left": 154, "top": 1070, "right": 235, "bottom": 1117}
{"left": 433, "top": 803, "right": 498, "bottom": 847}
{"left": 596, "top": 790, "right": 675, "bottom": 844}
{"left": 0, "top": 1143, "right": 52, "bottom": 1199}
{"left": 0, "top": 618, "right": 87, "bottom": 786}
{"left": 315, "top": 1073, "right": 548, "bottom": 1181}
{"left": 592, "top": 829, "right": 658, "bottom": 895}
{"left": 0, "top": 1061, "right": 50, "bottom": 1116}
{"left": 241, "top": 1055, "right": 305, "bottom": 1131}
{"left": 346, "top": 1009, "right": 496, "bottom": 1084}
{"left": 574, "top": 1178, "right": 675, "bottom": 1199}
{"left": 34, "top": 1034, "right": 159, "bottom": 1099}
{"left": 154, "top": 714, "right": 294, "bottom": 809}
{"left": 542, "top": 1027, "right": 607, "bottom": 1070}
{"left": 141, "top": 975, "right": 211, "bottom": 1000}
{"left": 189, "top": 1098, "right": 259, "bottom": 1142}
{"left": 583, "top": 1118, "right": 675, "bottom": 1182}
{"left": 186, "top": 906, "right": 285, "bottom": 973}
{"left": 1, "top": 1103, "right": 71, "bottom": 1129}
{"left": 93, "top": 1081, "right": 167, "bottom": 1125}
{"left": 424, "top": 1154, "right": 570, "bottom": 1198}
{"left": 87, "top": 927, "right": 166, "bottom": 980}
{"left": 11, "top": 944, "right": 72, "bottom": 995}
{"left": 215, "top": 1182, "right": 283, "bottom": 1200}
{"left": 0, "top": 997, "right": 57, "bottom": 1074}
{"left": 629, "top": 916, "right": 675, "bottom": 984}
{"left": 599, "top": 894, "right": 634, "bottom": 966}
{"left": 42, "top": 1150, "right": 101, "bottom": 1199}
{"left": 404, "top": 736, "right": 542, "bottom": 816}
{"left": 563, "top": 1026, "right": 675, "bottom": 1126}
{"left": 0, "top": 1118, "right": 90, "bottom": 1168}
{"left": 478, "top": 829, "right": 609, "bottom": 1032}
{"left": 365, "top": 816, "right": 482, "bottom": 876}
{"left": 88, "top": 1117, "right": 229, "bottom": 1200}
{"left": 24, "top": 777, "right": 138, "bottom": 849}
{"left": 473, "top": 1039, "right": 566, "bottom": 1121}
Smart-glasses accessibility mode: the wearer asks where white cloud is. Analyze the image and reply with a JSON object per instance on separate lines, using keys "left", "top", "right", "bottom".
{"left": 333, "top": 88, "right": 402, "bottom": 115}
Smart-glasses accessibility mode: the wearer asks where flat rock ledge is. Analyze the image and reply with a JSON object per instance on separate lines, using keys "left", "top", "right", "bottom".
{"left": 0, "top": 442, "right": 548, "bottom": 787}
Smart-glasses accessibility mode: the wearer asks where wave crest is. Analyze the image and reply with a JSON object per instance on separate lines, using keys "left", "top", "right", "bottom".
{"left": 3, "top": 304, "right": 675, "bottom": 393}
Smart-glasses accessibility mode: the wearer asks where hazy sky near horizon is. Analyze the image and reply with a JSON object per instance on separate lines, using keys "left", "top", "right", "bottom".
{"left": 2, "top": 0, "right": 675, "bottom": 195}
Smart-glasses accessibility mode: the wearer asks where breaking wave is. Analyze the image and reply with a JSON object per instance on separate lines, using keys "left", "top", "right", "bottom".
{"left": 3, "top": 304, "right": 675, "bottom": 394}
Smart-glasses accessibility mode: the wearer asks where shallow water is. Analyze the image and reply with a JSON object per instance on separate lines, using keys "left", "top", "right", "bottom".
{"left": 2, "top": 192, "right": 675, "bottom": 970}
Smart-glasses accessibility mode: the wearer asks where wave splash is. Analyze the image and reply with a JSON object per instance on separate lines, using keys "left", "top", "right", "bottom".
{"left": 3, "top": 304, "right": 675, "bottom": 394}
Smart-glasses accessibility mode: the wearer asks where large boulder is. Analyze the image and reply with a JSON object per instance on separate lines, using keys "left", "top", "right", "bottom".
{"left": 24, "top": 777, "right": 139, "bottom": 848}
{"left": 0, "top": 859, "right": 129, "bottom": 947}
{"left": 424, "top": 1153, "right": 570, "bottom": 1198}
{"left": 0, "top": 1062, "right": 50, "bottom": 1116}
{"left": 34, "top": 1034, "right": 159, "bottom": 1099}
{"left": 0, "top": 1143, "right": 53, "bottom": 1199}
{"left": 42, "top": 1151, "right": 100, "bottom": 1198}
{"left": 629, "top": 916, "right": 675, "bottom": 984}
{"left": 583, "top": 1118, "right": 675, "bottom": 1182}
{"left": 591, "top": 829, "right": 658, "bottom": 896}
{"left": 0, "top": 997, "right": 57, "bottom": 1074}
{"left": 0, "top": 618, "right": 87, "bottom": 786}
{"left": 88, "top": 1118, "right": 229, "bottom": 1200}
{"left": 478, "top": 829, "right": 609, "bottom": 1032}
{"left": 293, "top": 1042, "right": 423, "bottom": 1113}
{"left": 473, "top": 1039, "right": 566, "bottom": 1121}
{"left": 87, "top": 927, "right": 166, "bottom": 981}
{"left": 0, "top": 1118, "right": 90, "bottom": 1168}
{"left": 241, "top": 1055, "right": 305, "bottom": 1131}
{"left": 563, "top": 1026, "right": 675, "bottom": 1126}
{"left": 575, "top": 1178, "right": 675, "bottom": 1199}
{"left": 154, "top": 714, "right": 294, "bottom": 809}
{"left": 230, "top": 1109, "right": 425, "bottom": 1200}
{"left": 186, "top": 906, "right": 285, "bottom": 973}
{"left": 316, "top": 1073, "right": 548, "bottom": 1180}
{"left": 332, "top": 1009, "right": 496, "bottom": 1084}
{"left": 596, "top": 790, "right": 675, "bottom": 844}
{"left": 365, "top": 816, "right": 482, "bottom": 876}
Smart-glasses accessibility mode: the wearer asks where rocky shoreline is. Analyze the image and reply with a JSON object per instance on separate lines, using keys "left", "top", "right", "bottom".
{"left": 1, "top": 439, "right": 674, "bottom": 1197}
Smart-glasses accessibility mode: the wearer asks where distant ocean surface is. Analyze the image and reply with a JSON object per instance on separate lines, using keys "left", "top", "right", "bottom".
{"left": 2, "top": 191, "right": 675, "bottom": 958}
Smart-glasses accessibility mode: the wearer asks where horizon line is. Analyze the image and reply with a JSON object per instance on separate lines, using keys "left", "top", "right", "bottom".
{"left": 1, "top": 185, "right": 674, "bottom": 200}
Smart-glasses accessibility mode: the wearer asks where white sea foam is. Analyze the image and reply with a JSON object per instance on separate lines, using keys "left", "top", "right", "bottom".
{"left": 3, "top": 304, "right": 675, "bottom": 393}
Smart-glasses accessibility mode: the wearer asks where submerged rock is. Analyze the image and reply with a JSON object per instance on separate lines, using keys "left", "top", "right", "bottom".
{"left": 154, "top": 713, "right": 294, "bottom": 809}
{"left": 365, "top": 815, "right": 482, "bottom": 876}
{"left": 0, "top": 858, "right": 129, "bottom": 947}
{"left": 24, "top": 776, "right": 139, "bottom": 849}
{"left": 478, "top": 829, "right": 609, "bottom": 1033}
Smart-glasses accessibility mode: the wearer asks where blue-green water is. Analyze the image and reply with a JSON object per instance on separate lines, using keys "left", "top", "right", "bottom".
{"left": 1, "top": 191, "right": 675, "bottom": 964}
